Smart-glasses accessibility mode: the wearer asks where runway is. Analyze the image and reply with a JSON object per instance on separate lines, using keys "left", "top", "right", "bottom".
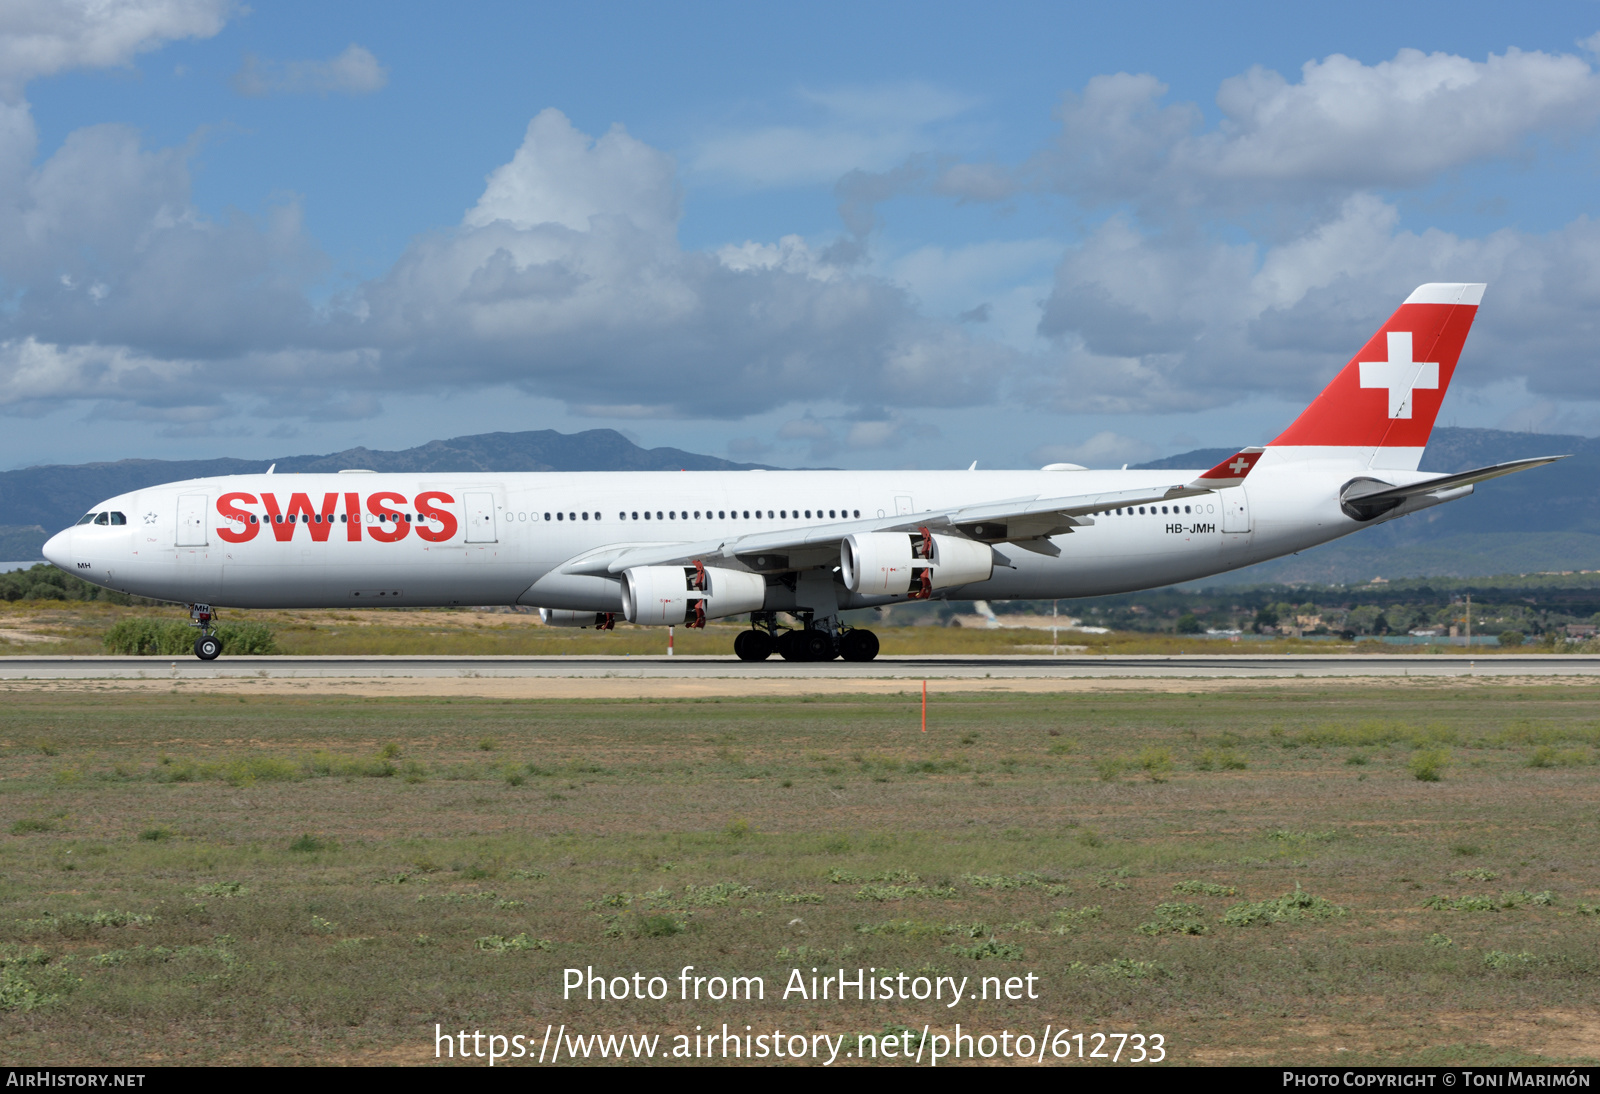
{"left": 3, "top": 653, "right": 1599, "bottom": 681}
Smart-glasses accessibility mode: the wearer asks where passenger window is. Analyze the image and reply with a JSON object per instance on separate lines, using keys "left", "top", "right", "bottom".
{"left": 251, "top": 515, "right": 259, "bottom": 524}
{"left": 582, "top": 512, "right": 588, "bottom": 520}
{"left": 543, "top": 512, "right": 551, "bottom": 521}
{"left": 657, "top": 511, "right": 663, "bottom": 520}
{"left": 853, "top": 510, "right": 860, "bottom": 518}
{"left": 557, "top": 513, "right": 564, "bottom": 521}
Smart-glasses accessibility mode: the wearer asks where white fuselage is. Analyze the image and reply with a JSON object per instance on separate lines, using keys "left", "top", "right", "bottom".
{"left": 43, "top": 457, "right": 1443, "bottom": 612}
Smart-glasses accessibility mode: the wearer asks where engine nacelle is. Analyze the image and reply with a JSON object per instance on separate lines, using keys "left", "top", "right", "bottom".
{"left": 701, "top": 566, "right": 767, "bottom": 619}
{"left": 621, "top": 564, "right": 769, "bottom": 626}
{"left": 539, "top": 609, "right": 614, "bottom": 629}
{"left": 927, "top": 533, "right": 993, "bottom": 589}
{"left": 622, "top": 566, "right": 690, "bottom": 626}
{"left": 840, "top": 533, "right": 913, "bottom": 596}
{"left": 841, "top": 530, "right": 993, "bottom": 597}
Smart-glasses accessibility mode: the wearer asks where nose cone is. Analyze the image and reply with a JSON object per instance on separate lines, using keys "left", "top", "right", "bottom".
{"left": 42, "top": 528, "right": 72, "bottom": 570}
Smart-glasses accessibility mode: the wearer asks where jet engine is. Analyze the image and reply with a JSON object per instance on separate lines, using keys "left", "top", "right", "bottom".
{"left": 840, "top": 533, "right": 913, "bottom": 596}
{"left": 538, "top": 609, "right": 615, "bottom": 629}
{"left": 841, "top": 529, "right": 993, "bottom": 599}
{"left": 621, "top": 564, "right": 767, "bottom": 627}
{"left": 926, "top": 532, "right": 994, "bottom": 588}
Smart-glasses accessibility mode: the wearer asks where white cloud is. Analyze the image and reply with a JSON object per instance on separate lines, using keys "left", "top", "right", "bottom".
{"left": 335, "top": 110, "right": 1016, "bottom": 420}
{"left": 0, "top": 0, "right": 231, "bottom": 102}
{"left": 1031, "top": 191, "right": 1600, "bottom": 415}
{"left": 883, "top": 238, "right": 1060, "bottom": 349}
{"left": 466, "top": 109, "right": 678, "bottom": 236}
{"left": 1035, "top": 46, "right": 1600, "bottom": 209}
{"left": 0, "top": 336, "right": 195, "bottom": 406}
{"left": 0, "top": 97, "right": 1014, "bottom": 424}
{"left": 232, "top": 44, "right": 388, "bottom": 98}
{"left": 1192, "top": 48, "right": 1600, "bottom": 188}
{"left": 1028, "top": 432, "right": 1155, "bottom": 469}
{"left": 11, "top": 29, "right": 1600, "bottom": 453}
{"left": 692, "top": 82, "right": 977, "bottom": 188}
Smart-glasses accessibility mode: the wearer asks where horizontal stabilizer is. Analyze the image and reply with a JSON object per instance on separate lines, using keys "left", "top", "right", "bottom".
{"left": 1342, "top": 455, "right": 1565, "bottom": 507}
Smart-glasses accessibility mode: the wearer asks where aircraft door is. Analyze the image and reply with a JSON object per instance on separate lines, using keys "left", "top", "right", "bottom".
{"left": 1221, "top": 488, "right": 1251, "bottom": 534}
{"left": 465, "top": 492, "right": 498, "bottom": 543}
{"left": 177, "top": 494, "right": 209, "bottom": 546}
{"left": 894, "top": 495, "right": 914, "bottom": 516}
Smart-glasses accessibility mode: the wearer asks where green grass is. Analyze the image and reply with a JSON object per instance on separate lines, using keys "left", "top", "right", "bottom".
{"left": 0, "top": 686, "right": 1597, "bottom": 1065}
{"left": 0, "top": 598, "right": 1565, "bottom": 657}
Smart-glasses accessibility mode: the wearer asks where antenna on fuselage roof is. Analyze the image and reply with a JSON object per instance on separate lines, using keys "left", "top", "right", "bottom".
{"left": 265, "top": 463, "right": 276, "bottom": 474}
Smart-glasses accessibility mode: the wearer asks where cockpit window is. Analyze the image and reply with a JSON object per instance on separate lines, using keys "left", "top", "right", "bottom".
{"left": 93, "top": 512, "right": 109, "bottom": 525}
{"left": 109, "top": 512, "right": 126, "bottom": 525}
{"left": 76, "top": 513, "right": 96, "bottom": 525}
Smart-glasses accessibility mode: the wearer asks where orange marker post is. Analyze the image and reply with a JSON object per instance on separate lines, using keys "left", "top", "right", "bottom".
{"left": 921, "top": 679, "right": 927, "bottom": 733}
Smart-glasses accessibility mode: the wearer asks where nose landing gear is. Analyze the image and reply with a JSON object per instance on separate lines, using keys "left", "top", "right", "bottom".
{"left": 189, "top": 604, "right": 221, "bottom": 661}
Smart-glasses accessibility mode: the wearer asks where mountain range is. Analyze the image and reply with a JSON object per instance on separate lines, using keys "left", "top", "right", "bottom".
{"left": 0, "top": 426, "right": 1591, "bottom": 584}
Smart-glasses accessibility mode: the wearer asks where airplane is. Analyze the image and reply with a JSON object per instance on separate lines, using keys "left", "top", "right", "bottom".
{"left": 42, "top": 283, "right": 1560, "bottom": 662}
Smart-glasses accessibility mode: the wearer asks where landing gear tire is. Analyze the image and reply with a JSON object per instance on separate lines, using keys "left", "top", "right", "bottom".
{"left": 776, "top": 630, "right": 809, "bottom": 662}
{"left": 802, "top": 630, "right": 837, "bottom": 661}
{"left": 733, "top": 629, "right": 773, "bottom": 661}
{"left": 840, "top": 629, "right": 879, "bottom": 662}
{"left": 194, "top": 635, "right": 221, "bottom": 661}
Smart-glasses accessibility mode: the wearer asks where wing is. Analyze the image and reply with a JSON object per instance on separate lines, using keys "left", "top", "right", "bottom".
{"left": 557, "top": 448, "right": 1266, "bottom": 577}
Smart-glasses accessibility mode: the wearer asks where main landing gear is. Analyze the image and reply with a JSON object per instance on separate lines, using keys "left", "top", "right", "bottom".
{"left": 734, "top": 613, "right": 879, "bottom": 662}
{"left": 190, "top": 604, "right": 221, "bottom": 661}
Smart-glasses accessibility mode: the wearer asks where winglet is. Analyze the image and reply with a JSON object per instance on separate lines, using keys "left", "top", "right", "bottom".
{"left": 1191, "top": 446, "right": 1264, "bottom": 489}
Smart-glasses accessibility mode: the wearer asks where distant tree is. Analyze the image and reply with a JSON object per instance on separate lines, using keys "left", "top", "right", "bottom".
{"left": 1176, "top": 613, "right": 1202, "bottom": 634}
{"left": 1346, "top": 606, "right": 1385, "bottom": 635}
{"left": 1497, "top": 630, "right": 1524, "bottom": 648}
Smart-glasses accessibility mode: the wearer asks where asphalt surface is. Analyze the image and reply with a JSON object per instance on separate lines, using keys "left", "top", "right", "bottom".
{"left": 1, "top": 654, "right": 1598, "bottom": 680}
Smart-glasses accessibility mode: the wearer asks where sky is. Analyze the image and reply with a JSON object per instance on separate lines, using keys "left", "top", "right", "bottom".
{"left": 5, "top": 1, "right": 1600, "bottom": 472}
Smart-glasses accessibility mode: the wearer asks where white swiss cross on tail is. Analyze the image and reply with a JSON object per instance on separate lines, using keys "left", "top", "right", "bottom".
{"left": 1359, "top": 332, "right": 1439, "bottom": 419}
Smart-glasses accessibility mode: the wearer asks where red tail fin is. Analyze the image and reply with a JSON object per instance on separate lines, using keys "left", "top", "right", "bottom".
{"left": 1269, "top": 283, "right": 1484, "bottom": 470}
